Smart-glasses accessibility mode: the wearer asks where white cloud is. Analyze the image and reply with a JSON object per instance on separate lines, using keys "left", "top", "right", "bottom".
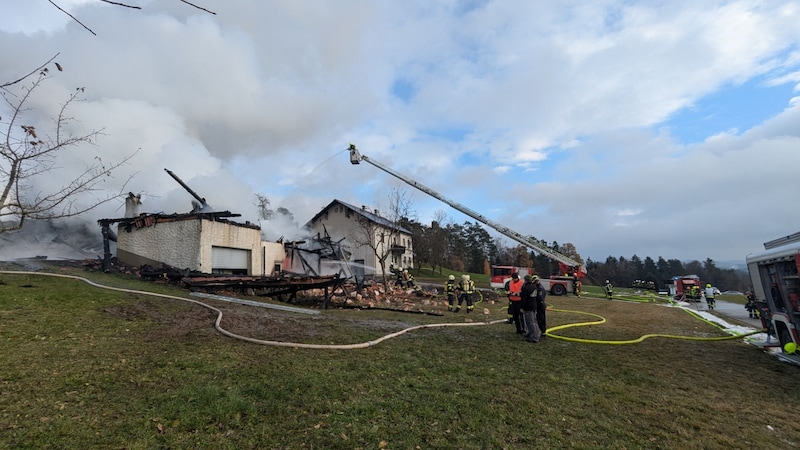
{"left": 2, "top": 0, "right": 800, "bottom": 264}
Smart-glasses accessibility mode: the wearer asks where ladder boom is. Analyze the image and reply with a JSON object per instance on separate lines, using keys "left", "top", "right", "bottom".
{"left": 348, "top": 144, "right": 582, "bottom": 271}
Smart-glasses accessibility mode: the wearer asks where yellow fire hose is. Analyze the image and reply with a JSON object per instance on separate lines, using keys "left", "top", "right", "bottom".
{"left": 543, "top": 306, "right": 760, "bottom": 344}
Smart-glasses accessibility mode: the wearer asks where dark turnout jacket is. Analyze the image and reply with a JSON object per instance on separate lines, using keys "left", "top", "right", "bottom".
{"left": 520, "top": 281, "right": 537, "bottom": 311}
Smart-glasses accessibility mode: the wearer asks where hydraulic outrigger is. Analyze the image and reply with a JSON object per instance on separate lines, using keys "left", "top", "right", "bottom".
{"left": 348, "top": 144, "right": 586, "bottom": 281}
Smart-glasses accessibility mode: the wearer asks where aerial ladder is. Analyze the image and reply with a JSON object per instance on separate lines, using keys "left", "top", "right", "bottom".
{"left": 348, "top": 144, "right": 585, "bottom": 294}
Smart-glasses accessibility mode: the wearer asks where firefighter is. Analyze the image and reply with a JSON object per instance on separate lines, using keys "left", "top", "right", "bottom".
{"left": 604, "top": 280, "right": 613, "bottom": 300}
{"left": 690, "top": 285, "right": 699, "bottom": 301}
{"left": 745, "top": 291, "right": 759, "bottom": 319}
{"left": 393, "top": 266, "right": 404, "bottom": 287}
{"left": 704, "top": 283, "right": 716, "bottom": 310}
{"left": 456, "top": 274, "right": 475, "bottom": 313}
{"left": 520, "top": 275, "right": 540, "bottom": 342}
{"left": 445, "top": 275, "right": 457, "bottom": 311}
{"left": 504, "top": 272, "right": 524, "bottom": 333}
{"left": 533, "top": 275, "right": 548, "bottom": 338}
{"left": 402, "top": 269, "right": 417, "bottom": 289}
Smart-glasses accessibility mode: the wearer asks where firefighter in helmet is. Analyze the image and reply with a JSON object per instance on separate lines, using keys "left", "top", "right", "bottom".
{"left": 456, "top": 274, "right": 476, "bottom": 312}
{"left": 704, "top": 283, "right": 716, "bottom": 310}
{"left": 445, "top": 275, "right": 457, "bottom": 311}
{"left": 402, "top": 269, "right": 417, "bottom": 289}
{"left": 393, "top": 266, "right": 404, "bottom": 287}
{"left": 604, "top": 280, "right": 613, "bottom": 300}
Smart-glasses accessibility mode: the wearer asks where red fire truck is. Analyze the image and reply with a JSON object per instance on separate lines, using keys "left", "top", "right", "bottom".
{"left": 490, "top": 264, "right": 579, "bottom": 296}
{"left": 746, "top": 231, "right": 800, "bottom": 358}
{"left": 667, "top": 275, "right": 703, "bottom": 300}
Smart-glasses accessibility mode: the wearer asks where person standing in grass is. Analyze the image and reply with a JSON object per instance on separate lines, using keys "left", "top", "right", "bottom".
{"left": 445, "top": 275, "right": 457, "bottom": 311}
{"left": 505, "top": 272, "right": 524, "bottom": 333}
{"left": 520, "top": 275, "right": 540, "bottom": 343}
{"left": 456, "top": 274, "right": 476, "bottom": 313}
{"left": 604, "top": 280, "right": 613, "bottom": 300}
{"left": 533, "top": 276, "right": 548, "bottom": 338}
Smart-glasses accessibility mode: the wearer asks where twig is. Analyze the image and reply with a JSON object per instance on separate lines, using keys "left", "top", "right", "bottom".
{"left": 47, "top": 0, "right": 96, "bottom": 35}
{"left": 0, "top": 53, "right": 60, "bottom": 89}
{"left": 99, "top": 0, "right": 141, "bottom": 8}
{"left": 178, "top": 0, "right": 217, "bottom": 15}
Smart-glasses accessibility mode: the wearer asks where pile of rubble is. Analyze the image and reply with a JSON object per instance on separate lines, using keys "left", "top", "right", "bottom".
{"left": 318, "top": 280, "right": 501, "bottom": 313}
{"left": 76, "top": 257, "right": 500, "bottom": 312}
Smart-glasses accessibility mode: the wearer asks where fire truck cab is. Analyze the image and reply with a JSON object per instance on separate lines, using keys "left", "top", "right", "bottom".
{"left": 746, "top": 231, "right": 800, "bottom": 355}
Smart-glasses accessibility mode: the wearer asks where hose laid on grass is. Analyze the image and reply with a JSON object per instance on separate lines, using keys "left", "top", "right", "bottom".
{"left": 0, "top": 271, "right": 505, "bottom": 349}
{"left": 543, "top": 305, "right": 761, "bottom": 344}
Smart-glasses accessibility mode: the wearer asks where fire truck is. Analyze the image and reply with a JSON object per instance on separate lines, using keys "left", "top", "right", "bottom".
{"left": 746, "top": 231, "right": 800, "bottom": 357}
{"left": 489, "top": 264, "right": 578, "bottom": 296}
{"left": 349, "top": 144, "right": 585, "bottom": 295}
{"left": 666, "top": 275, "right": 703, "bottom": 300}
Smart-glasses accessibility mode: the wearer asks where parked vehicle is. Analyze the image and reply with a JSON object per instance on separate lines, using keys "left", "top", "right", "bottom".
{"left": 746, "top": 231, "right": 800, "bottom": 356}
{"left": 489, "top": 264, "right": 576, "bottom": 296}
{"left": 666, "top": 275, "right": 703, "bottom": 300}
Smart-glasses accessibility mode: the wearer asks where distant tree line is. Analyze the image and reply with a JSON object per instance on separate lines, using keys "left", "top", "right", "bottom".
{"left": 402, "top": 216, "right": 750, "bottom": 291}
{"left": 584, "top": 255, "right": 750, "bottom": 292}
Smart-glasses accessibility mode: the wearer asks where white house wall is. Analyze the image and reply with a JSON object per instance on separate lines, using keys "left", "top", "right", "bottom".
{"left": 309, "top": 204, "right": 414, "bottom": 276}
{"left": 262, "top": 241, "right": 286, "bottom": 276}
{"left": 116, "top": 217, "right": 283, "bottom": 276}
{"left": 199, "top": 220, "right": 262, "bottom": 274}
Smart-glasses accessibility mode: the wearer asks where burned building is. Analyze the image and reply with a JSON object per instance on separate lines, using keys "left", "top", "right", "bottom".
{"left": 305, "top": 199, "right": 414, "bottom": 278}
{"left": 97, "top": 173, "right": 285, "bottom": 276}
{"left": 104, "top": 211, "right": 284, "bottom": 276}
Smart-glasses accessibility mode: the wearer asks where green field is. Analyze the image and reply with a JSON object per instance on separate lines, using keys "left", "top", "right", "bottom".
{"left": 1, "top": 264, "right": 799, "bottom": 449}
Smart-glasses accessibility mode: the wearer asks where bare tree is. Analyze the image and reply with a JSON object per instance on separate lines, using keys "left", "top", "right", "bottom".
{"left": 427, "top": 210, "right": 451, "bottom": 274}
{"left": 350, "top": 188, "right": 414, "bottom": 292}
{"left": 0, "top": 70, "right": 135, "bottom": 233}
{"left": 254, "top": 193, "right": 274, "bottom": 220}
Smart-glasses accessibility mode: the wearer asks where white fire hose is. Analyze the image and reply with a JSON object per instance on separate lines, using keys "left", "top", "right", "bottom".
{"left": 0, "top": 270, "right": 504, "bottom": 349}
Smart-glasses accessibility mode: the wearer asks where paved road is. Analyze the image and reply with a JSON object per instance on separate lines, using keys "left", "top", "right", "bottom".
{"left": 710, "top": 299, "right": 764, "bottom": 329}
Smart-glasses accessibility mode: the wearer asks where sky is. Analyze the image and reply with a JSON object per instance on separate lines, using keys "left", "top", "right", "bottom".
{"left": 1, "top": 0, "right": 799, "bottom": 266}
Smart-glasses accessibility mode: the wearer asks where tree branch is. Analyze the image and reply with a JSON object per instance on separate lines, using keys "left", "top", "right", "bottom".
{"left": 47, "top": 0, "right": 96, "bottom": 35}
{"left": 178, "top": 0, "right": 217, "bottom": 15}
{"left": 0, "top": 53, "right": 60, "bottom": 89}
{"left": 46, "top": 0, "right": 215, "bottom": 36}
{"left": 98, "top": 0, "right": 141, "bottom": 9}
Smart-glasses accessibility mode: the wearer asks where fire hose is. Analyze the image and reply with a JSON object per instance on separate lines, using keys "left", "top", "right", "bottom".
{"left": 0, "top": 271, "right": 505, "bottom": 350}
{"left": 2, "top": 271, "right": 760, "bottom": 348}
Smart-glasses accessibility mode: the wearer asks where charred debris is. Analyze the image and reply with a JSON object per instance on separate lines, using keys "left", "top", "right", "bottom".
{"left": 94, "top": 169, "right": 444, "bottom": 311}
{"left": 93, "top": 169, "right": 352, "bottom": 308}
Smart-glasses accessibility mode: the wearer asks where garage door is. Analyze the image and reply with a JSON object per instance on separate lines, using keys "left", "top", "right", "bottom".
{"left": 212, "top": 246, "right": 250, "bottom": 271}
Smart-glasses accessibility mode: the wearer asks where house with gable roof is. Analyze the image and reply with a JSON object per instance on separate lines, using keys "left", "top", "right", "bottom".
{"left": 305, "top": 199, "right": 414, "bottom": 279}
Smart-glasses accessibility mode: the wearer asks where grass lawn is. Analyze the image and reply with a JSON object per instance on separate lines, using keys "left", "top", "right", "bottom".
{"left": 1, "top": 264, "right": 799, "bottom": 449}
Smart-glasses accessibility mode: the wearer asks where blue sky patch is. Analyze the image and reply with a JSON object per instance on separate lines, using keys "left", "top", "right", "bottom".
{"left": 391, "top": 78, "right": 416, "bottom": 103}
{"left": 663, "top": 77, "right": 796, "bottom": 144}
